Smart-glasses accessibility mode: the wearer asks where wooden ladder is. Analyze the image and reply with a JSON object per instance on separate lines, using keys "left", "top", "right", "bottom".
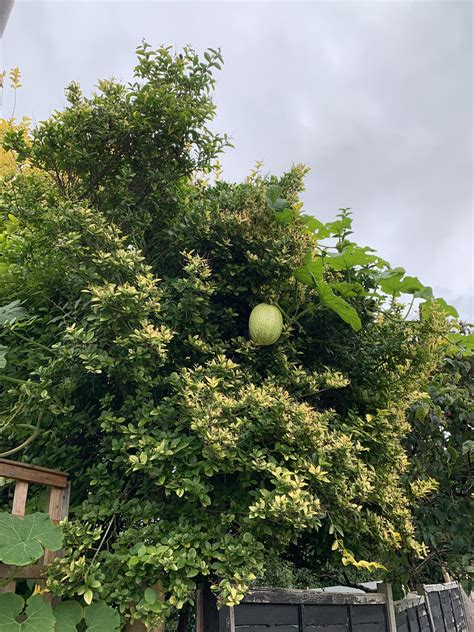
{"left": 0, "top": 458, "right": 70, "bottom": 593}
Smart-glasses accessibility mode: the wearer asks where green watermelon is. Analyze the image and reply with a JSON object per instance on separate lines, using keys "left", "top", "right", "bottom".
{"left": 249, "top": 303, "right": 283, "bottom": 346}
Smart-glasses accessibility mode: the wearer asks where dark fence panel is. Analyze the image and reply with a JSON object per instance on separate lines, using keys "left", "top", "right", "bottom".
{"left": 394, "top": 596, "right": 431, "bottom": 632}
{"left": 424, "top": 583, "right": 468, "bottom": 632}
{"left": 198, "top": 582, "right": 468, "bottom": 632}
{"left": 200, "top": 587, "right": 392, "bottom": 632}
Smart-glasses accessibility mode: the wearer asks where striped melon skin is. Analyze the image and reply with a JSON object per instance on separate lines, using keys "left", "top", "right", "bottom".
{"left": 249, "top": 304, "right": 283, "bottom": 346}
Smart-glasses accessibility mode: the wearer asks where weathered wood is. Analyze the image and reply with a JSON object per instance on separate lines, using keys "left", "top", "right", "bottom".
{"left": 2, "top": 480, "right": 30, "bottom": 592}
{"left": 11, "top": 480, "right": 29, "bottom": 516}
{"left": 303, "top": 626, "right": 348, "bottom": 632}
{"left": 0, "top": 458, "right": 68, "bottom": 488}
{"left": 0, "top": 564, "right": 45, "bottom": 579}
{"left": 242, "top": 589, "right": 387, "bottom": 606}
{"left": 424, "top": 582, "right": 458, "bottom": 594}
{"left": 235, "top": 603, "right": 298, "bottom": 625}
{"left": 377, "top": 583, "right": 396, "bottom": 632}
{"left": 351, "top": 604, "right": 387, "bottom": 625}
{"left": 198, "top": 581, "right": 234, "bottom": 632}
{"left": 395, "top": 610, "right": 409, "bottom": 632}
{"left": 0, "top": 460, "right": 70, "bottom": 598}
{"left": 304, "top": 604, "right": 348, "bottom": 625}
{"left": 394, "top": 596, "right": 426, "bottom": 613}
{"left": 42, "top": 485, "right": 69, "bottom": 567}
{"left": 196, "top": 588, "right": 205, "bottom": 632}
{"left": 235, "top": 627, "right": 298, "bottom": 632}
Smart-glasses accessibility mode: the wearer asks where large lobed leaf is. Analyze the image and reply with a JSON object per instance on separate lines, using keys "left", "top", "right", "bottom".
{"left": 0, "top": 594, "right": 55, "bottom": 632}
{"left": 0, "top": 513, "right": 63, "bottom": 567}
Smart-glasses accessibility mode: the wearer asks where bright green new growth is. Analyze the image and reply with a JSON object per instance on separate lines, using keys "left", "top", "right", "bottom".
{"left": 0, "top": 43, "right": 466, "bottom": 627}
{"left": 249, "top": 304, "right": 283, "bottom": 346}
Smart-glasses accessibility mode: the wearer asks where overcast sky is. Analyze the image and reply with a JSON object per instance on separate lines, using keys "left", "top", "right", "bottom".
{"left": 2, "top": 0, "right": 473, "bottom": 319}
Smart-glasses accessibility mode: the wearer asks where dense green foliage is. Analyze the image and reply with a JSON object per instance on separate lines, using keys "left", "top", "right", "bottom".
{"left": 0, "top": 45, "right": 469, "bottom": 627}
{"left": 404, "top": 350, "right": 473, "bottom": 591}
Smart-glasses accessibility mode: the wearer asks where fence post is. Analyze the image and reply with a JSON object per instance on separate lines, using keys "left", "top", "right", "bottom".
{"left": 196, "top": 581, "right": 234, "bottom": 632}
{"left": 416, "top": 584, "right": 436, "bottom": 632}
{"left": 378, "top": 582, "right": 397, "bottom": 632}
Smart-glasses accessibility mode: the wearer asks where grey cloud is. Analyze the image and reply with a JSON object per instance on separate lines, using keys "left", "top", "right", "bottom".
{"left": 3, "top": 0, "right": 472, "bottom": 319}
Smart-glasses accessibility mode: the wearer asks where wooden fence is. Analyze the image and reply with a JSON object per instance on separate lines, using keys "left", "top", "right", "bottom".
{"left": 0, "top": 458, "right": 70, "bottom": 594}
{"left": 393, "top": 583, "right": 468, "bottom": 632}
{"left": 197, "top": 583, "right": 469, "bottom": 632}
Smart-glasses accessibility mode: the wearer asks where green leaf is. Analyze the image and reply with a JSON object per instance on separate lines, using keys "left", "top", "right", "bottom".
{"left": 293, "top": 257, "right": 324, "bottom": 286}
{"left": 0, "top": 512, "right": 63, "bottom": 566}
{"left": 462, "top": 440, "right": 474, "bottom": 456}
{"left": 325, "top": 216, "right": 352, "bottom": 236}
{"left": 325, "top": 245, "right": 387, "bottom": 271}
{"left": 301, "top": 215, "right": 330, "bottom": 239}
{"left": 84, "top": 602, "right": 120, "bottom": 631}
{"left": 413, "top": 285, "right": 434, "bottom": 300}
{"left": 421, "top": 298, "right": 459, "bottom": 319}
{"left": 266, "top": 185, "right": 287, "bottom": 212}
{"left": 53, "top": 601, "right": 83, "bottom": 632}
{"left": 330, "top": 281, "right": 366, "bottom": 298}
{"left": 415, "top": 404, "right": 429, "bottom": 422}
{"left": 0, "top": 301, "right": 29, "bottom": 325}
{"left": 0, "top": 345, "right": 8, "bottom": 369}
{"left": 144, "top": 587, "right": 157, "bottom": 605}
{"left": 446, "top": 333, "right": 474, "bottom": 354}
{"left": 274, "top": 209, "right": 295, "bottom": 225}
{"left": 378, "top": 270, "right": 425, "bottom": 296}
{"left": 0, "top": 594, "right": 55, "bottom": 631}
{"left": 316, "top": 281, "right": 362, "bottom": 331}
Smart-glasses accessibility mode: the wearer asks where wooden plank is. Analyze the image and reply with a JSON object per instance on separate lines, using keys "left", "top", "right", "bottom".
{"left": 304, "top": 626, "right": 348, "bottom": 632}
{"left": 36, "top": 483, "right": 72, "bottom": 597}
{"left": 43, "top": 486, "right": 67, "bottom": 566}
{"left": 407, "top": 606, "right": 420, "bottom": 632}
{"left": 0, "top": 564, "right": 45, "bottom": 579}
{"left": 449, "top": 588, "right": 465, "bottom": 632}
{"left": 235, "top": 627, "right": 298, "bottom": 632}
{"left": 394, "top": 597, "right": 426, "bottom": 614}
{"left": 0, "top": 459, "right": 68, "bottom": 488}
{"left": 234, "top": 604, "right": 298, "bottom": 625}
{"left": 304, "top": 605, "right": 348, "bottom": 625}
{"left": 423, "top": 583, "right": 458, "bottom": 594}
{"left": 242, "top": 589, "right": 387, "bottom": 606}
{"left": 199, "top": 582, "right": 234, "bottom": 632}
{"left": 422, "top": 586, "right": 436, "bottom": 632}
{"left": 351, "top": 605, "right": 387, "bottom": 625}
{"left": 415, "top": 604, "right": 430, "bottom": 632}
{"left": 377, "top": 583, "right": 396, "bottom": 632}
{"left": 395, "top": 610, "right": 409, "bottom": 632}
{"left": 196, "top": 588, "right": 205, "bottom": 632}
{"left": 12, "top": 480, "right": 29, "bottom": 516}
{"left": 352, "top": 624, "right": 387, "bottom": 632}
{"left": 221, "top": 605, "right": 234, "bottom": 632}
{"left": 45, "top": 486, "right": 66, "bottom": 523}
{"left": 299, "top": 603, "right": 305, "bottom": 632}
{"left": 1, "top": 481, "right": 30, "bottom": 592}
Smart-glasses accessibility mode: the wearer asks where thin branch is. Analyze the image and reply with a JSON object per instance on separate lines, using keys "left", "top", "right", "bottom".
{"left": 0, "top": 417, "right": 41, "bottom": 458}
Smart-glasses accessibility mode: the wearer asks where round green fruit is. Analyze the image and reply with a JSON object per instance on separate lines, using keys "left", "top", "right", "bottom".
{"left": 249, "top": 303, "right": 283, "bottom": 346}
